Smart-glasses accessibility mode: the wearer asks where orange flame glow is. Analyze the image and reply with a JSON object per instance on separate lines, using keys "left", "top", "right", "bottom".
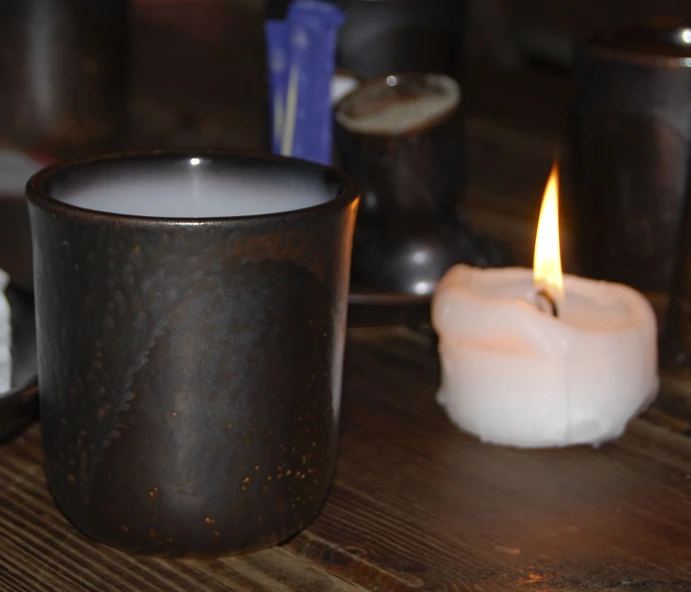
{"left": 533, "top": 162, "right": 564, "bottom": 301}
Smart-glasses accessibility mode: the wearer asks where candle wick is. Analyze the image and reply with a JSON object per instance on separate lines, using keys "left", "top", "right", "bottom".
{"left": 536, "top": 288, "right": 559, "bottom": 318}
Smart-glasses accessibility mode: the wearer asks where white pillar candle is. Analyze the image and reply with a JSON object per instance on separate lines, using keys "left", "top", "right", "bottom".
{"left": 433, "top": 266, "right": 658, "bottom": 448}
{"left": 432, "top": 165, "right": 659, "bottom": 448}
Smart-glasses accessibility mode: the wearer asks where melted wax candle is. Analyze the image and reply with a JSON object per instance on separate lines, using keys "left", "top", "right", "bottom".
{"left": 432, "top": 165, "right": 659, "bottom": 448}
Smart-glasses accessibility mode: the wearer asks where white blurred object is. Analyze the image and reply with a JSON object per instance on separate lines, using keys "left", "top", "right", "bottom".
{"left": 0, "top": 150, "right": 45, "bottom": 196}
{"left": 0, "top": 267, "right": 10, "bottom": 392}
{"left": 330, "top": 72, "right": 359, "bottom": 105}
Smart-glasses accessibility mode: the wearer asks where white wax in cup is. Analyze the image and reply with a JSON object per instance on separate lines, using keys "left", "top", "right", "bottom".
{"left": 336, "top": 74, "right": 459, "bottom": 135}
{"left": 55, "top": 169, "right": 329, "bottom": 218}
{"left": 432, "top": 265, "right": 659, "bottom": 449}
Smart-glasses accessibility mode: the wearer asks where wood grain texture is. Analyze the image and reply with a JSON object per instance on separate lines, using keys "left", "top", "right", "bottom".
{"left": 3, "top": 329, "right": 691, "bottom": 591}
{"left": 0, "top": 426, "right": 362, "bottom": 592}
{"left": 3, "top": 4, "right": 691, "bottom": 589}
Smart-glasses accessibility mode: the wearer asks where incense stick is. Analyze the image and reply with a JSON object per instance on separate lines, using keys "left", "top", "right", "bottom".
{"left": 281, "top": 65, "right": 300, "bottom": 157}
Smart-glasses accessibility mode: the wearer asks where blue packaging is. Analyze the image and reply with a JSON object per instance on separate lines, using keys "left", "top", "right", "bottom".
{"left": 281, "top": 1, "right": 344, "bottom": 165}
{"left": 264, "top": 20, "right": 289, "bottom": 155}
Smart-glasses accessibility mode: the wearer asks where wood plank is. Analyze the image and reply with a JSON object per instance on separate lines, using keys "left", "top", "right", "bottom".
{"left": 3, "top": 5, "right": 691, "bottom": 590}
{"left": 4, "top": 332, "right": 691, "bottom": 590}
{"left": 0, "top": 426, "right": 364, "bottom": 591}
{"left": 300, "top": 333, "right": 691, "bottom": 591}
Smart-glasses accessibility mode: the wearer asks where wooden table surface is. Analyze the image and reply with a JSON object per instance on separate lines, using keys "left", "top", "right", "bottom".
{"left": 4, "top": 6, "right": 691, "bottom": 592}
{"left": 4, "top": 327, "right": 691, "bottom": 592}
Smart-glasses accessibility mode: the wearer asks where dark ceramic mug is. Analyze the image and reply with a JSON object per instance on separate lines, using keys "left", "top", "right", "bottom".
{"left": 26, "top": 150, "right": 359, "bottom": 556}
{"left": 335, "top": 73, "right": 509, "bottom": 296}
{"left": 572, "top": 20, "right": 691, "bottom": 296}
{"left": 0, "top": 0, "right": 129, "bottom": 159}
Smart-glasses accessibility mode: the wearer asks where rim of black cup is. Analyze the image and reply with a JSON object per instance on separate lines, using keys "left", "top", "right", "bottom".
{"left": 587, "top": 19, "right": 691, "bottom": 67}
{"left": 334, "top": 72, "right": 462, "bottom": 139}
{"left": 26, "top": 148, "right": 360, "bottom": 225}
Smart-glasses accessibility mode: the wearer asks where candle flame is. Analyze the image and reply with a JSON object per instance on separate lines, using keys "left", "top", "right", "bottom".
{"left": 533, "top": 162, "right": 564, "bottom": 301}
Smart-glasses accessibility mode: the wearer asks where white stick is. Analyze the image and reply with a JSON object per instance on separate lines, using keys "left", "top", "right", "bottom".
{"left": 281, "top": 65, "right": 300, "bottom": 157}
{"left": 273, "top": 91, "right": 284, "bottom": 149}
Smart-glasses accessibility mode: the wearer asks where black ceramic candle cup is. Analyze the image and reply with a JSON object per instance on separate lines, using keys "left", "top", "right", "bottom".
{"left": 335, "top": 73, "right": 508, "bottom": 296}
{"left": 0, "top": 0, "right": 129, "bottom": 159}
{"left": 660, "top": 174, "right": 691, "bottom": 394}
{"left": 572, "top": 20, "right": 691, "bottom": 296}
{"left": 26, "top": 150, "right": 359, "bottom": 557}
{"left": 659, "top": 145, "right": 691, "bottom": 395}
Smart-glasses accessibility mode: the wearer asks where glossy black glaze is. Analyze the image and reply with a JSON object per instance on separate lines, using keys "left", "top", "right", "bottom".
{"left": 0, "top": 0, "right": 129, "bottom": 158}
{"left": 335, "top": 74, "right": 509, "bottom": 296}
{"left": 572, "top": 21, "right": 691, "bottom": 294}
{"left": 26, "top": 150, "right": 359, "bottom": 557}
